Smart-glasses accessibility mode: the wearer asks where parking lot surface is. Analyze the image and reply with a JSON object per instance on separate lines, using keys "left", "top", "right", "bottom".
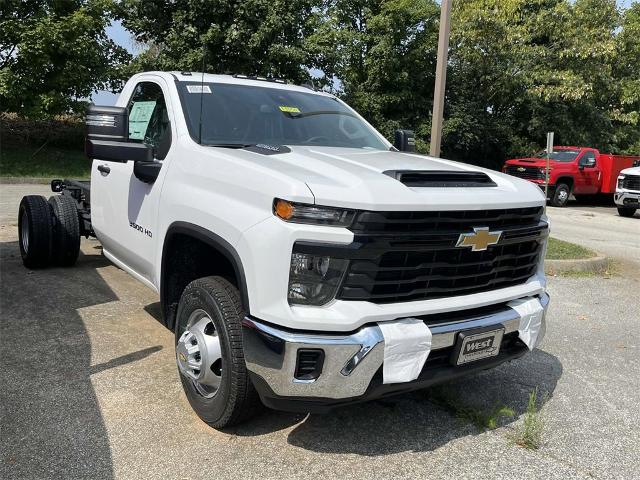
{"left": 1, "top": 185, "right": 639, "bottom": 480}
{"left": 547, "top": 203, "right": 640, "bottom": 269}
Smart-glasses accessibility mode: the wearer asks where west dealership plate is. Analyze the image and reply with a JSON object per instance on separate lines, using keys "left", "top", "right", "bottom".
{"left": 452, "top": 327, "right": 505, "bottom": 366}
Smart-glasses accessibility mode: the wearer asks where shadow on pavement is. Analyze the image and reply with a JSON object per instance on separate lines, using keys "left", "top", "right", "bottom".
{"left": 231, "top": 349, "right": 562, "bottom": 456}
{"left": 1, "top": 240, "right": 142, "bottom": 479}
{"left": 89, "top": 346, "right": 162, "bottom": 376}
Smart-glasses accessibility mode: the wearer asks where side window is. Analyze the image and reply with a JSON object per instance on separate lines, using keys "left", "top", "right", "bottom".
{"left": 127, "top": 82, "right": 171, "bottom": 159}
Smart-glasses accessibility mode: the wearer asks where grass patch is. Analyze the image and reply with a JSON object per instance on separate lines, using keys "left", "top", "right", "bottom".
{"left": 549, "top": 258, "right": 618, "bottom": 278}
{"left": 0, "top": 143, "right": 90, "bottom": 179}
{"left": 427, "top": 387, "right": 515, "bottom": 430}
{"left": 513, "top": 388, "right": 545, "bottom": 449}
{"left": 546, "top": 237, "right": 596, "bottom": 260}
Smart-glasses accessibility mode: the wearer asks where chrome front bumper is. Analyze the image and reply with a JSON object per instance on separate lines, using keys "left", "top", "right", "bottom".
{"left": 242, "top": 293, "right": 550, "bottom": 400}
{"left": 614, "top": 191, "right": 640, "bottom": 207}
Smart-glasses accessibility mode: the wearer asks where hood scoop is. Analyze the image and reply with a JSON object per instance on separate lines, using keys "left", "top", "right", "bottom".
{"left": 384, "top": 170, "right": 497, "bottom": 188}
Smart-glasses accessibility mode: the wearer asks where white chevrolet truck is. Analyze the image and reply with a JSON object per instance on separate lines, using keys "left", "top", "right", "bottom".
{"left": 615, "top": 164, "right": 640, "bottom": 217}
{"left": 18, "top": 72, "right": 549, "bottom": 428}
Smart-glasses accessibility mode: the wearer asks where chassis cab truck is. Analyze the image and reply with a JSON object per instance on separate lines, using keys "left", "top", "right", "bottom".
{"left": 504, "top": 146, "right": 639, "bottom": 207}
{"left": 18, "top": 72, "right": 550, "bottom": 428}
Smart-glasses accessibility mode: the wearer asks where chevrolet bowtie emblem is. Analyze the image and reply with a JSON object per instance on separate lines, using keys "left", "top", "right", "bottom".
{"left": 456, "top": 227, "right": 502, "bottom": 252}
{"left": 517, "top": 167, "right": 526, "bottom": 172}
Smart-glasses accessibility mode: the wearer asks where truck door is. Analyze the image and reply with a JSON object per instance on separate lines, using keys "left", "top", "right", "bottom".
{"left": 575, "top": 150, "right": 600, "bottom": 194}
{"left": 90, "top": 79, "right": 174, "bottom": 288}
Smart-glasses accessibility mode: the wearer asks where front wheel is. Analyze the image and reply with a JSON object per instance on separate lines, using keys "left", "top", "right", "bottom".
{"left": 617, "top": 206, "right": 637, "bottom": 218}
{"left": 550, "top": 183, "right": 571, "bottom": 207}
{"left": 174, "top": 276, "right": 262, "bottom": 429}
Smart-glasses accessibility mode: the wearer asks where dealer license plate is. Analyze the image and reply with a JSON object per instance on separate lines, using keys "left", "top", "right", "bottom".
{"left": 453, "top": 327, "right": 504, "bottom": 366}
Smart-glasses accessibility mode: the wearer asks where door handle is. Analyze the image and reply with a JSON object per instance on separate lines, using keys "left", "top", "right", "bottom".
{"left": 97, "top": 165, "right": 111, "bottom": 176}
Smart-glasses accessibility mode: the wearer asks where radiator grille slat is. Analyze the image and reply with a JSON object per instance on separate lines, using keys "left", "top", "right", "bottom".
{"left": 505, "top": 165, "right": 545, "bottom": 180}
{"left": 338, "top": 207, "right": 546, "bottom": 304}
{"left": 623, "top": 175, "right": 640, "bottom": 191}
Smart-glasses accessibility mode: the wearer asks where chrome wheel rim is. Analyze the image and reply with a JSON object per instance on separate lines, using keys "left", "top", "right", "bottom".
{"left": 176, "top": 309, "right": 222, "bottom": 398}
{"left": 558, "top": 189, "right": 568, "bottom": 202}
{"left": 20, "top": 211, "right": 29, "bottom": 253}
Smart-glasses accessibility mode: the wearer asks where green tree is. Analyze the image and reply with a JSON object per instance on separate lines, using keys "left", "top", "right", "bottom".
{"left": 121, "top": 0, "right": 319, "bottom": 83}
{"left": 0, "top": 0, "right": 131, "bottom": 117}
{"left": 444, "top": 0, "right": 634, "bottom": 168}
{"left": 611, "top": 2, "right": 640, "bottom": 153}
{"left": 308, "top": 0, "right": 440, "bottom": 145}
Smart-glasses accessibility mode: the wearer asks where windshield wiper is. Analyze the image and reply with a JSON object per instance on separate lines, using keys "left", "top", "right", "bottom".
{"left": 284, "top": 110, "right": 358, "bottom": 119}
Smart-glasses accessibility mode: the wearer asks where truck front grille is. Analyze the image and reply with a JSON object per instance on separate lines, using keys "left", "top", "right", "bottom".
{"left": 505, "top": 165, "right": 544, "bottom": 180}
{"left": 623, "top": 175, "right": 640, "bottom": 191}
{"left": 337, "top": 207, "right": 547, "bottom": 304}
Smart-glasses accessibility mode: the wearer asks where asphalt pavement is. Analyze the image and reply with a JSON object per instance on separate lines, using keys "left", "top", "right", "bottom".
{"left": 1, "top": 184, "right": 638, "bottom": 480}
{"left": 546, "top": 202, "right": 640, "bottom": 269}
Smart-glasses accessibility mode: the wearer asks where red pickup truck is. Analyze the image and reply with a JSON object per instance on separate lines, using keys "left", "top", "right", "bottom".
{"left": 503, "top": 147, "right": 640, "bottom": 207}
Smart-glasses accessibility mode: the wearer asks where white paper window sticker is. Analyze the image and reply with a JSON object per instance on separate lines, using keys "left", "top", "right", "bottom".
{"left": 129, "top": 100, "right": 157, "bottom": 140}
{"left": 378, "top": 319, "right": 432, "bottom": 384}
{"left": 186, "top": 85, "right": 212, "bottom": 94}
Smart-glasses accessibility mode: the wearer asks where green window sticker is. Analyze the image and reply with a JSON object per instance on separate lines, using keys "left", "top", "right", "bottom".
{"left": 129, "top": 101, "right": 157, "bottom": 140}
{"left": 279, "top": 106, "right": 301, "bottom": 114}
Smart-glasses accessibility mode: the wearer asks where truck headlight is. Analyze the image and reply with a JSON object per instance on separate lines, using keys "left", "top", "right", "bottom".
{"left": 618, "top": 175, "right": 625, "bottom": 189}
{"left": 288, "top": 252, "right": 348, "bottom": 305}
{"left": 274, "top": 199, "right": 355, "bottom": 227}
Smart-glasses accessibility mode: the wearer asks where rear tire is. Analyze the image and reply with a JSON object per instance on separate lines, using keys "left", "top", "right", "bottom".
{"left": 617, "top": 206, "right": 637, "bottom": 218}
{"left": 175, "top": 276, "right": 262, "bottom": 429}
{"left": 550, "top": 183, "right": 571, "bottom": 207}
{"left": 18, "top": 195, "right": 53, "bottom": 269}
{"left": 48, "top": 195, "right": 81, "bottom": 266}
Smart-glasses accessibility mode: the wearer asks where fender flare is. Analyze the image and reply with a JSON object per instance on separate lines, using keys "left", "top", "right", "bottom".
{"left": 160, "top": 222, "right": 250, "bottom": 322}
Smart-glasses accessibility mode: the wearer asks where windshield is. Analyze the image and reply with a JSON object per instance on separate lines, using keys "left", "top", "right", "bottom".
{"left": 535, "top": 149, "right": 580, "bottom": 162}
{"left": 178, "top": 82, "right": 388, "bottom": 150}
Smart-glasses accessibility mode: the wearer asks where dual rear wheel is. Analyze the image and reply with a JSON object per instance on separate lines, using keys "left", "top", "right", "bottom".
{"left": 18, "top": 195, "right": 80, "bottom": 269}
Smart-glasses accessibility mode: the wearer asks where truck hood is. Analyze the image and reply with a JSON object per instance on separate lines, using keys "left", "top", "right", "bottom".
{"left": 505, "top": 157, "right": 551, "bottom": 168}
{"left": 250, "top": 146, "right": 546, "bottom": 211}
{"left": 620, "top": 166, "right": 640, "bottom": 176}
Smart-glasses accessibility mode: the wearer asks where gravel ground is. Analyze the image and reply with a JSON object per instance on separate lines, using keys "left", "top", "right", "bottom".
{"left": 1, "top": 184, "right": 638, "bottom": 480}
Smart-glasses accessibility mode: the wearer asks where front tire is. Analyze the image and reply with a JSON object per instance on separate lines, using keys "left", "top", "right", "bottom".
{"left": 617, "top": 206, "right": 637, "bottom": 218}
{"left": 175, "top": 276, "right": 262, "bottom": 429}
{"left": 18, "top": 195, "right": 53, "bottom": 269}
{"left": 550, "top": 183, "right": 571, "bottom": 207}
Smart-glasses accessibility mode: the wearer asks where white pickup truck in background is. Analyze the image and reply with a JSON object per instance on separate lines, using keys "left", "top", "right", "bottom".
{"left": 615, "top": 165, "right": 640, "bottom": 217}
{"left": 17, "top": 71, "right": 550, "bottom": 428}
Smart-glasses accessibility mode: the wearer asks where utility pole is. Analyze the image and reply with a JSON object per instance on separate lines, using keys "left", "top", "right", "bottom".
{"left": 430, "top": 0, "right": 452, "bottom": 158}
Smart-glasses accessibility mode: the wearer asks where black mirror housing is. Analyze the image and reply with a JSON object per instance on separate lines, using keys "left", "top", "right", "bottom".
{"left": 85, "top": 104, "right": 154, "bottom": 163}
{"left": 86, "top": 104, "right": 128, "bottom": 142}
{"left": 394, "top": 129, "right": 416, "bottom": 152}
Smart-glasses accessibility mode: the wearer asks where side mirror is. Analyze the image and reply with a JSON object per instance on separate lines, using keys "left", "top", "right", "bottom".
{"left": 86, "top": 104, "right": 128, "bottom": 142}
{"left": 85, "top": 105, "right": 153, "bottom": 163}
{"left": 394, "top": 129, "right": 416, "bottom": 152}
{"left": 578, "top": 156, "right": 596, "bottom": 169}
